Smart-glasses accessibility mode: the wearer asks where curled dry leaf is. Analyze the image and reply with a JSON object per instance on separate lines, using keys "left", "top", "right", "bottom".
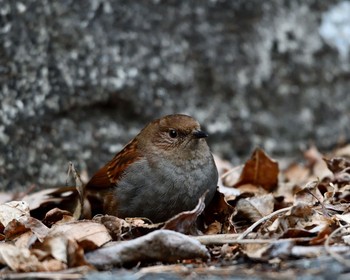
{"left": 18, "top": 216, "right": 49, "bottom": 242}
{"left": 42, "top": 208, "right": 75, "bottom": 227}
{"left": 294, "top": 182, "right": 324, "bottom": 206}
{"left": 324, "top": 157, "right": 350, "bottom": 185}
{"left": 66, "top": 161, "right": 85, "bottom": 219}
{"left": 234, "top": 148, "right": 279, "bottom": 192}
{"left": 163, "top": 191, "right": 207, "bottom": 235}
{"left": 4, "top": 216, "right": 49, "bottom": 243}
{"left": 232, "top": 194, "right": 275, "bottom": 232}
{"left": 4, "top": 219, "right": 28, "bottom": 241}
{"left": 22, "top": 187, "right": 80, "bottom": 220}
{"left": 85, "top": 229, "right": 209, "bottom": 268}
{"left": 324, "top": 157, "right": 350, "bottom": 174}
{"left": 309, "top": 217, "right": 338, "bottom": 245}
{"left": 0, "top": 201, "right": 30, "bottom": 227}
{"left": 93, "top": 215, "right": 131, "bottom": 240}
{"left": 203, "top": 189, "right": 234, "bottom": 227}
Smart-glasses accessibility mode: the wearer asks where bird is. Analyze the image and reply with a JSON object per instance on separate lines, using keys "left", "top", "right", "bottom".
{"left": 85, "top": 114, "right": 218, "bottom": 223}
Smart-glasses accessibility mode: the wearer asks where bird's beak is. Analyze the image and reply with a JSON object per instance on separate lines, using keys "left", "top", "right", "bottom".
{"left": 192, "top": 130, "right": 208, "bottom": 139}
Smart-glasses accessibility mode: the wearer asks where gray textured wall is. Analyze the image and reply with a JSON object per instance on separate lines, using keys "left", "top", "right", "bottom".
{"left": 1, "top": 0, "right": 349, "bottom": 190}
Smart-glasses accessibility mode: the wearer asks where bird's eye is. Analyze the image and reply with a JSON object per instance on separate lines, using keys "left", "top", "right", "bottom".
{"left": 169, "top": 129, "right": 178, "bottom": 138}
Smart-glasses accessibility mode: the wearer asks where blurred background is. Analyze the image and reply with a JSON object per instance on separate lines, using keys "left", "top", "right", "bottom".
{"left": 1, "top": 0, "right": 349, "bottom": 190}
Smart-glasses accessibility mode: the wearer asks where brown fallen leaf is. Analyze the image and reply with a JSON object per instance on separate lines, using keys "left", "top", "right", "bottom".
{"left": 48, "top": 220, "right": 112, "bottom": 250}
{"left": 93, "top": 215, "right": 131, "bottom": 240}
{"left": 4, "top": 216, "right": 49, "bottom": 243}
{"left": 22, "top": 187, "right": 80, "bottom": 220}
{"left": 85, "top": 229, "right": 209, "bottom": 268}
{"left": 234, "top": 194, "right": 274, "bottom": 225}
{"left": 304, "top": 146, "right": 333, "bottom": 180}
{"left": 42, "top": 208, "right": 75, "bottom": 227}
{"left": 32, "top": 235, "right": 69, "bottom": 263}
{"left": 309, "top": 217, "right": 338, "bottom": 245}
{"left": 234, "top": 148, "right": 279, "bottom": 192}
{"left": 163, "top": 191, "right": 207, "bottom": 235}
{"left": 18, "top": 216, "right": 50, "bottom": 242}
{"left": 67, "top": 238, "right": 92, "bottom": 268}
{"left": 31, "top": 235, "right": 92, "bottom": 269}
{"left": 4, "top": 219, "right": 28, "bottom": 241}
{"left": 0, "top": 243, "right": 44, "bottom": 272}
{"left": 203, "top": 189, "right": 235, "bottom": 234}
{"left": 283, "top": 163, "right": 311, "bottom": 186}
{"left": 294, "top": 181, "right": 324, "bottom": 206}
{"left": 324, "top": 157, "right": 350, "bottom": 185}
{"left": 324, "top": 157, "right": 350, "bottom": 174}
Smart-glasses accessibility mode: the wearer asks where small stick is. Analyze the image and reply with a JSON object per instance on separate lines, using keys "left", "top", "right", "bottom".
{"left": 194, "top": 234, "right": 312, "bottom": 245}
{"left": 237, "top": 206, "right": 293, "bottom": 240}
{"left": 325, "top": 224, "right": 350, "bottom": 267}
{"left": 220, "top": 165, "right": 243, "bottom": 180}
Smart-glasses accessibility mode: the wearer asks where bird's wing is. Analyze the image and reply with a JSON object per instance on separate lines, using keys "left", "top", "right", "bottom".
{"left": 85, "top": 139, "right": 142, "bottom": 189}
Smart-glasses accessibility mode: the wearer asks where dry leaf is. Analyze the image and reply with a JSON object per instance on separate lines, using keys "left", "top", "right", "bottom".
{"left": 0, "top": 243, "right": 43, "bottom": 272}
{"left": 294, "top": 182, "right": 324, "bottom": 206}
{"left": 304, "top": 146, "right": 333, "bottom": 180}
{"left": 233, "top": 194, "right": 274, "bottom": 227}
{"left": 33, "top": 236, "right": 69, "bottom": 263}
{"left": 93, "top": 215, "right": 130, "bottom": 240}
{"left": 0, "top": 201, "right": 30, "bottom": 227}
{"left": 66, "top": 162, "right": 85, "bottom": 219}
{"left": 18, "top": 216, "right": 49, "bottom": 242}
{"left": 234, "top": 148, "right": 279, "bottom": 192}
{"left": 49, "top": 220, "right": 111, "bottom": 249}
{"left": 324, "top": 157, "right": 350, "bottom": 174}
{"left": 4, "top": 219, "right": 28, "bottom": 241}
{"left": 22, "top": 187, "right": 79, "bottom": 220}
{"left": 163, "top": 191, "right": 207, "bottom": 235}
{"left": 203, "top": 189, "right": 234, "bottom": 233}
{"left": 67, "top": 238, "right": 92, "bottom": 268}
{"left": 42, "top": 208, "right": 75, "bottom": 227}
{"left": 204, "top": 221, "right": 222, "bottom": 235}
{"left": 283, "top": 163, "right": 311, "bottom": 186}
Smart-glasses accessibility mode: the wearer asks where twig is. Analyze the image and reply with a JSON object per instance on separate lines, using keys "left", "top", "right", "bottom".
{"left": 304, "top": 180, "right": 331, "bottom": 217}
{"left": 325, "top": 224, "right": 350, "bottom": 267}
{"left": 220, "top": 165, "right": 243, "bottom": 180}
{"left": 237, "top": 206, "right": 293, "bottom": 240}
{"left": 0, "top": 266, "right": 91, "bottom": 279}
{"left": 194, "top": 234, "right": 312, "bottom": 245}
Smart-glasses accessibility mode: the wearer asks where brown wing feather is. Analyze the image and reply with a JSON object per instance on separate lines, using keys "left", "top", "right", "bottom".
{"left": 86, "top": 139, "right": 142, "bottom": 189}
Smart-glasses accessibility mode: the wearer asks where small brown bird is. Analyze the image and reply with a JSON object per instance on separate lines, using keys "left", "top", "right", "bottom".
{"left": 86, "top": 114, "right": 218, "bottom": 223}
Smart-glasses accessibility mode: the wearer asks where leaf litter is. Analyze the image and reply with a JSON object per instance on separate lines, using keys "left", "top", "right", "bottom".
{"left": 1, "top": 145, "right": 350, "bottom": 278}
